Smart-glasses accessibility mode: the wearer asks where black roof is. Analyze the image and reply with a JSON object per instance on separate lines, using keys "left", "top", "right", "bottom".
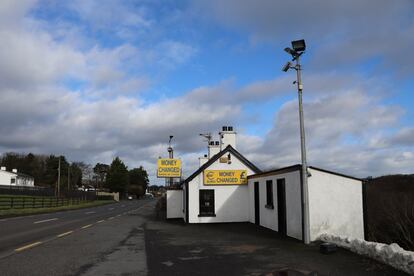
{"left": 184, "top": 145, "right": 261, "bottom": 184}
{"left": 17, "top": 172, "right": 34, "bottom": 178}
{"left": 248, "top": 164, "right": 361, "bottom": 181}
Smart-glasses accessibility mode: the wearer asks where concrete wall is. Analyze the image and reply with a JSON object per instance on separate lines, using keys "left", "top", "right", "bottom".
{"left": 187, "top": 153, "right": 255, "bottom": 223}
{"left": 308, "top": 168, "right": 364, "bottom": 241}
{"left": 167, "top": 190, "right": 184, "bottom": 219}
{"left": 97, "top": 191, "right": 120, "bottom": 201}
{"left": 248, "top": 170, "right": 303, "bottom": 240}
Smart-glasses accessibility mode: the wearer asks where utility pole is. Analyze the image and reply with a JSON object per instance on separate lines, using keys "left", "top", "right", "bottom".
{"left": 282, "top": 39, "right": 310, "bottom": 244}
{"left": 67, "top": 165, "right": 70, "bottom": 191}
{"left": 57, "top": 156, "right": 61, "bottom": 197}
{"left": 168, "top": 135, "right": 174, "bottom": 187}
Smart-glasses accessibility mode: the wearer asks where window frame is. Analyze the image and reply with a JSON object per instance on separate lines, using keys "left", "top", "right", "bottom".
{"left": 198, "top": 189, "right": 216, "bottom": 217}
{"left": 265, "top": 180, "right": 274, "bottom": 209}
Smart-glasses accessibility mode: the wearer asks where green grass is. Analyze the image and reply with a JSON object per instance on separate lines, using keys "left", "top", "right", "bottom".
{"left": 0, "top": 200, "right": 116, "bottom": 218}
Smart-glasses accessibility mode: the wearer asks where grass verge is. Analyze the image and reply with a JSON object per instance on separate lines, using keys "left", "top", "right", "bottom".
{"left": 0, "top": 200, "right": 116, "bottom": 218}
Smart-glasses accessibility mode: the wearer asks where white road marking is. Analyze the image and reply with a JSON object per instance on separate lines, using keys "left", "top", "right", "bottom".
{"left": 57, "top": 231, "right": 73, "bottom": 238}
{"left": 81, "top": 224, "right": 93, "bottom": 229}
{"left": 15, "top": 241, "right": 42, "bottom": 252}
{"left": 33, "top": 218, "right": 58, "bottom": 224}
{"left": 97, "top": 220, "right": 105, "bottom": 223}
{"left": 108, "top": 216, "right": 115, "bottom": 220}
{"left": 85, "top": 211, "right": 96, "bottom": 214}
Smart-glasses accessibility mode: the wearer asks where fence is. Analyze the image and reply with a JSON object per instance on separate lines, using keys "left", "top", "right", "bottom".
{"left": 0, "top": 196, "right": 94, "bottom": 210}
{"left": 0, "top": 185, "right": 97, "bottom": 200}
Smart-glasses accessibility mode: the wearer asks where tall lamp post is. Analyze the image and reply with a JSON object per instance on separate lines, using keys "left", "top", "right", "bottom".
{"left": 282, "top": 39, "right": 310, "bottom": 244}
{"left": 168, "top": 135, "right": 174, "bottom": 187}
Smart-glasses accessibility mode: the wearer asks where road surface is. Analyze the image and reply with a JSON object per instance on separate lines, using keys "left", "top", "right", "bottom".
{"left": 0, "top": 199, "right": 154, "bottom": 275}
{"left": 0, "top": 198, "right": 407, "bottom": 275}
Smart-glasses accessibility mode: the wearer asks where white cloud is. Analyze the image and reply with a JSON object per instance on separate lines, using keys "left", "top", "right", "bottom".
{"left": 0, "top": 0, "right": 412, "bottom": 186}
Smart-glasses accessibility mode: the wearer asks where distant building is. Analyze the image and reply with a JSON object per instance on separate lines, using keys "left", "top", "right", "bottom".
{"left": 0, "top": 167, "right": 35, "bottom": 187}
{"left": 166, "top": 126, "right": 365, "bottom": 243}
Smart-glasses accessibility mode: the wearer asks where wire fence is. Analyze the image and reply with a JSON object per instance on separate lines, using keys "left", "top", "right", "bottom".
{"left": 0, "top": 196, "right": 93, "bottom": 210}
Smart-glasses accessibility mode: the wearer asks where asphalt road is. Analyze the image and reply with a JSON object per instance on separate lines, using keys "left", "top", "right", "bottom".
{"left": 0, "top": 199, "right": 154, "bottom": 275}
{"left": 0, "top": 199, "right": 407, "bottom": 275}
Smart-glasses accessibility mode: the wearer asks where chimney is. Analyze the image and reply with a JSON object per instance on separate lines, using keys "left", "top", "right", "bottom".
{"left": 1, "top": 166, "right": 6, "bottom": 171}
{"left": 219, "top": 126, "right": 236, "bottom": 150}
{"left": 199, "top": 155, "right": 208, "bottom": 167}
{"left": 12, "top": 169, "right": 17, "bottom": 173}
{"left": 208, "top": 141, "right": 221, "bottom": 158}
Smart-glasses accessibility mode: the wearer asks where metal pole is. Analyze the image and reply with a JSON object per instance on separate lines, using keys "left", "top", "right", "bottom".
{"left": 57, "top": 157, "right": 61, "bottom": 198}
{"left": 168, "top": 146, "right": 174, "bottom": 187}
{"left": 68, "top": 165, "right": 70, "bottom": 191}
{"left": 296, "top": 56, "right": 310, "bottom": 244}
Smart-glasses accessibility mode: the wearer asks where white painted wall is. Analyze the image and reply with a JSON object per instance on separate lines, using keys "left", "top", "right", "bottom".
{"left": 307, "top": 168, "right": 364, "bottom": 241}
{"left": 167, "top": 190, "right": 184, "bottom": 219}
{"left": 220, "top": 131, "right": 236, "bottom": 150}
{"left": 0, "top": 171, "right": 16, "bottom": 186}
{"left": 187, "top": 152, "right": 255, "bottom": 223}
{"left": 17, "top": 176, "right": 34, "bottom": 187}
{"left": 248, "top": 170, "right": 303, "bottom": 240}
{"left": 208, "top": 144, "right": 220, "bottom": 157}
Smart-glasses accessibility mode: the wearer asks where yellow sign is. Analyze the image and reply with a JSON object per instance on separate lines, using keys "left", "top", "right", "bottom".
{"left": 157, "top": 158, "right": 181, "bottom": 178}
{"left": 204, "top": 170, "right": 247, "bottom": 185}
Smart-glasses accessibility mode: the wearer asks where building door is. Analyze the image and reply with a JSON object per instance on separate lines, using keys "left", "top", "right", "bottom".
{"left": 254, "top": 182, "right": 260, "bottom": 225}
{"left": 277, "top": 178, "right": 287, "bottom": 236}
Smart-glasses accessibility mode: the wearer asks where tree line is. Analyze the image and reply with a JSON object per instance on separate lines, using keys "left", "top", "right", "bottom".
{"left": 0, "top": 153, "right": 149, "bottom": 198}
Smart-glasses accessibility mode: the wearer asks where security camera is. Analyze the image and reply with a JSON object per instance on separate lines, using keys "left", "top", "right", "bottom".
{"left": 282, "top": 62, "right": 291, "bottom": 72}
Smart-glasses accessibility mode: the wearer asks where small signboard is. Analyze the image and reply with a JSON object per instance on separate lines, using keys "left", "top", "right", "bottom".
{"left": 203, "top": 170, "right": 247, "bottom": 185}
{"left": 157, "top": 158, "right": 181, "bottom": 178}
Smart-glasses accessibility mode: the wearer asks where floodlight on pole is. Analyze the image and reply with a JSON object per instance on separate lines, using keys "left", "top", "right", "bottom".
{"left": 292, "top": 39, "right": 306, "bottom": 52}
{"left": 282, "top": 39, "right": 310, "bottom": 245}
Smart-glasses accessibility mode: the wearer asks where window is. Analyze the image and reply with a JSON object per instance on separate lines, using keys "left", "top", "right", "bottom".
{"left": 10, "top": 178, "right": 16, "bottom": 184}
{"left": 266, "top": 180, "right": 274, "bottom": 209}
{"left": 199, "top": 189, "right": 215, "bottom": 217}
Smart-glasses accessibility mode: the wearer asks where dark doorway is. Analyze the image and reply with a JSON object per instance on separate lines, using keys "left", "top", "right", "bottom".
{"left": 277, "top": 178, "right": 287, "bottom": 235}
{"left": 254, "top": 181, "right": 260, "bottom": 225}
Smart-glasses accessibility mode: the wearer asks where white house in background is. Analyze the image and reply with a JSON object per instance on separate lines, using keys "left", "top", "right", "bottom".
{"left": 248, "top": 165, "right": 365, "bottom": 242}
{"left": 166, "top": 126, "right": 365, "bottom": 243}
{"left": 0, "top": 167, "right": 35, "bottom": 187}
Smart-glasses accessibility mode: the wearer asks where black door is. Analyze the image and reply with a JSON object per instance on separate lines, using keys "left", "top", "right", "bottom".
{"left": 277, "top": 179, "right": 287, "bottom": 235}
{"left": 254, "top": 182, "right": 260, "bottom": 225}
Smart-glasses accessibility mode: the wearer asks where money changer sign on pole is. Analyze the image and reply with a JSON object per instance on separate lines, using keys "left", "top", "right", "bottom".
{"left": 203, "top": 170, "right": 247, "bottom": 185}
{"left": 157, "top": 159, "right": 181, "bottom": 178}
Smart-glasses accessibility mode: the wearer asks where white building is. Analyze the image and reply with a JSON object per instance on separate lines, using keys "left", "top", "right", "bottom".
{"left": 167, "top": 126, "right": 261, "bottom": 223}
{"left": 248, "top": 165, "right": 365, "bottom": 242}
{"left": 166, "top": 126, "right": 365, "bottom": 242}
{"left": 0, "top": 167, "right": 35, "bottom": 187}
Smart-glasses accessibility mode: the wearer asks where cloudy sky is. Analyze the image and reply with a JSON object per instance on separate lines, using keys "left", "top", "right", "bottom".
{"left": 1, "top": 0, "right": 413, "bottom": 184}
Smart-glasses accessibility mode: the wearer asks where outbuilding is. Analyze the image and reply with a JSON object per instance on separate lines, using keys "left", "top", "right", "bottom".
{"left": 0, "top": 167, "right": 35, "bottom": 187}
{"left": 166, "top": 127, "right": 365, "bottom": 243}
{"left": 248, "top": 165, "right": 364, "bottom": 242}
